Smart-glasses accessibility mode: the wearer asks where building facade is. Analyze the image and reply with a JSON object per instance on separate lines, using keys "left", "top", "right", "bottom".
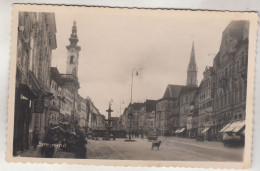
{"left": 138, "top": 100, "right": 156, "bottom": 134}
{"left": 118, "top": 21, "right": 248, "bottom": 142}
{"left": 14, "top": 12, "right": 57, "bottom": 155}
{"left": 156, "top": 85, "right": 183, "bottom": 136}
{"left": 198, "top": 66, "right": 214, "bottom": 140}
{"left": 213, "top": 20, "right": 249, "bottom": 140}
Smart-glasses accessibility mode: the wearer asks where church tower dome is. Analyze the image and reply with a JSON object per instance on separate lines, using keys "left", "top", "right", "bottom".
{"left": 187, "top": 41, "right": 197, "bottom": 87}
{"left": 66, "top": 21, "right": 81, "bottom": 78}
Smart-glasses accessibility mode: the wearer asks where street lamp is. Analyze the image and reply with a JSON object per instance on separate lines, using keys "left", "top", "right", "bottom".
{"left": 124, "top": 67, "right": 140, "bottom": 142}
{"left": 128, "top": 112, "right": 134, "bottom": 140}
{"left": 130, "top": 67, "right": 140, "bottom": 104}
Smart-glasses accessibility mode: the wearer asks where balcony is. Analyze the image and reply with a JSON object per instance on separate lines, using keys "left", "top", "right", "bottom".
{"left": 60, "top": 74, "right": 79, "bottom": 87}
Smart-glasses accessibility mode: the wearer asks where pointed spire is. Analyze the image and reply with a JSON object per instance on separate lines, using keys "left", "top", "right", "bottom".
{"left": 69, "top": 21, "right": 78, "bottom": 46}
{"left": 188, "top": 41, "right": 197, "bottom": 71}
{"left": 187, "top": 41, "right": 198, "bottom": 87}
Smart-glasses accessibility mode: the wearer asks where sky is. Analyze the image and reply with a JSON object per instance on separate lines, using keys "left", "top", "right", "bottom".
{"left": 51, "top": 8, "right": 232, "bottom": 118}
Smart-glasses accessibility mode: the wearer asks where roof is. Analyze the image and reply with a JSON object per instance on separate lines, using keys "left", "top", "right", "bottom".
{"left": 219, "top": 20, "right": 249, "bottom": 56}
{"left": 213, "top": 20, "right": 249, "bottom": 69}
{"left": 128, "top": 102, "right": 143, "bottom": 110}
{"left": 223, "top": 20, "right": 249, "bottom": 41}
{"left": 163, "top": 84, "right": 185, "bottom": 98}
{"left": 50, "top": 67, "right": 61, "bottom": 85}
{"left": 179, "top": 86, "right": 198, "bottom": 97}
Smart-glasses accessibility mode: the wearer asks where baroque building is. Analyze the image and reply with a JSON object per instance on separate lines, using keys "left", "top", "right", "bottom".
{"left": 60, "top": 21, "right": 81, "bottom": 123}
{"left": 14, "top": 12, "right": 57, "bottom": 155}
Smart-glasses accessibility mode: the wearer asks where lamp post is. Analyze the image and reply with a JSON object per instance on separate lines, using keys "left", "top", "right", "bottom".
{"left": 125, "top": 67, "right": 140, "bottom": 142}
{"left": 130, "top": 67, "right": 139, "bottom": 104}
{"left": 128, "top": 112, "right": 133, "bottom": 140}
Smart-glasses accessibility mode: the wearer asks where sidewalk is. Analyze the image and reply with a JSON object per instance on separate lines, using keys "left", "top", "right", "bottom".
{"left": 158, "top": 136, "right": 243, "bottom": 150}
{"left": 159, "top": 136, "right": 221, "bottom": 145}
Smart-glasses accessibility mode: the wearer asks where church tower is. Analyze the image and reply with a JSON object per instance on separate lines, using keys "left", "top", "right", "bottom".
{"left": 187, "top": 41, "right": 197, "bottom": 87}
{"left": 66, "top": 21, "right": 81, "bottom": 77}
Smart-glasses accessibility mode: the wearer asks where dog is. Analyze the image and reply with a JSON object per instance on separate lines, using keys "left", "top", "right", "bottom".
{"left": 151, "top": 140, "right": 161, "bottom": 151}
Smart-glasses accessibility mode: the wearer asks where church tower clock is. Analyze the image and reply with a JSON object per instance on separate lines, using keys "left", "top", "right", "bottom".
{"left": 66, "top": 21, "right": 81, "bottom": 78}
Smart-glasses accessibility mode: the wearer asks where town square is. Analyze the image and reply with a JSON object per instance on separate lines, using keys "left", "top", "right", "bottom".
{"left": 11, "top": 8, "right": 249, "bottom": 162}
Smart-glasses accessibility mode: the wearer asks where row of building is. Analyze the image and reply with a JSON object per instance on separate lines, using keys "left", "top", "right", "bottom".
{"left": 119, "top": 20, "right": 248, "bottom": 141}
{"left": 14, "top": 12, "right": 106, "bottom": 155}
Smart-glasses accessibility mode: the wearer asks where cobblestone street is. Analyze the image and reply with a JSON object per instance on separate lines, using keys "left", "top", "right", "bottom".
{"left": 86, "top": 137, "right": 244, "bottom": 161}
{"left": 16, "top": 136, "right": 244, "bottom": 161}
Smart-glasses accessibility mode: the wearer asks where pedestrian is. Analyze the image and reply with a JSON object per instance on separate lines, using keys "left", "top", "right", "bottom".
{"left": 32, "top": 127, "right": 39, "bottom": 150}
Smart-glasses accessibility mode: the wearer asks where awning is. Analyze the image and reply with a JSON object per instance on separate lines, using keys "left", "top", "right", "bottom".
{"left": 201, "top": 127, "right": 210, "bottom": 134}
{"left": 178, "top": 128, "right": 186, "bottom": 133}
{"left": 219, "top": 120, "right": 245, "bottom": 133}
{"left": 219, "top": 123, "right": 232, "bottom": 133}
{"left": 232, "top": 120, "right": 245, "bottom": 133}
{"left": 175, "top": 129, "right": 180, "bottom": 133}
{"left": 223, "top": 120, "right": 242, "bottom": 133}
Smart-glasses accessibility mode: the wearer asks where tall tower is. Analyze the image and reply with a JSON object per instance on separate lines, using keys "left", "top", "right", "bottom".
{"left": 187, "top": 41, "right": 197, "bottom": 87}
{"left": 66, "top": 21, "right": 81, "bottom": 77}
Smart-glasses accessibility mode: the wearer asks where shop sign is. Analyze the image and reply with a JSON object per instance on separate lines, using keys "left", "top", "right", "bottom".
{"left": 34, "top": 99, "right": 44, "bottom": 113}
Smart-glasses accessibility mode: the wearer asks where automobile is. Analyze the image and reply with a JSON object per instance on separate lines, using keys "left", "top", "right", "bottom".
{"left": 111, "top": 130, "right": 127, "bottom": 138}
{"left": 91, "top": 130, "right": 106, "bottom": 140}
{"left": 147, "top": 131, "right": 158, "bottom": 141}
{"left": 222, "top": 132, "right": 244, "bottom": 147}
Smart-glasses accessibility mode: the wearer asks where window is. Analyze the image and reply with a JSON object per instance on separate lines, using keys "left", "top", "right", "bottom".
{"left": 70, "top": 55, "right": 74, "bottom": 63}
{"left": 239, "top": 114, "right": 242, "bottom": 119}
{"left": 236, "top": 61, "right": 239, "bottom": 73}
{"left": 208, "top": 100, "right": 212, "bottom": 107}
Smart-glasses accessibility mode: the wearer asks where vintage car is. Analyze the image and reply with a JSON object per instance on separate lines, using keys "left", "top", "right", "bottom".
{"left": 222, "top": 132, "right": 244, "bottom": 147}
{"left": 147, "top": 131, "right": 158, "bottom": 141}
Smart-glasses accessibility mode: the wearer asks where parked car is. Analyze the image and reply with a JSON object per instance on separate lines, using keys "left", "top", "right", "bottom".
{"left": 147, "top": 131, "right": 158, "bottom": 141}
{"left": 222, "top": 132, "right": 244, "bottom": 147}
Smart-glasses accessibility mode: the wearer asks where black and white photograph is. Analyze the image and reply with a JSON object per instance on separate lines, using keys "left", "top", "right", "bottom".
{"left": 6, "top": 4, "right": 258, "bottom": 169}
